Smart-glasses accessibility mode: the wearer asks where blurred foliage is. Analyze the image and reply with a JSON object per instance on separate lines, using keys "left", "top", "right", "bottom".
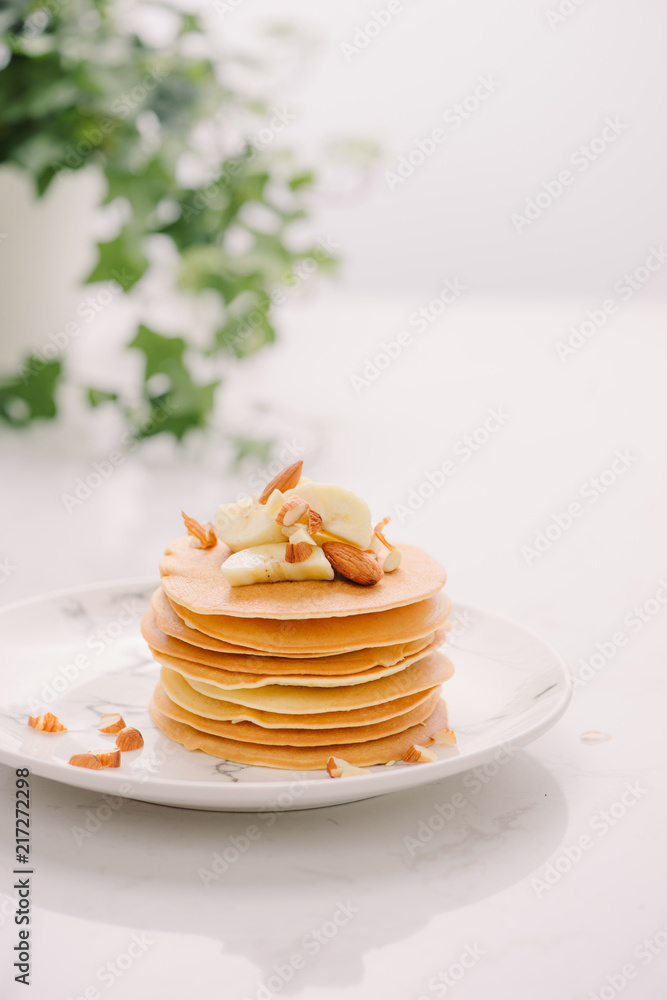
{"left": 0, "top": 0, "right": 337, "bottom": 448}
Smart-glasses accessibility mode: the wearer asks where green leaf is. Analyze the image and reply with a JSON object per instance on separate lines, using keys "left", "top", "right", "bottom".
{"left": 86, "top": 230, "right": 149, "bottom": 290}
{"left": 0, "top": 356, "right": 62, "bottom": 426}
{"left": 87, "top": 387, "right": 119, "bottom": 407}
{"left": 128, "top": 325, "right": 186, "bottom": 379}
{"left": 288, "top": 171, "right": 314, "bottom": 191}
{"left": 128, "top": 325, "right": 220, "bottom": 440}
{"left": 214, "top": 304, "right": 275, "bottom": 359}
{"left": 0, "top": 0, "right": 336, "bottom": 448}
{"left": 229, "top": 435, "right": 274, "bottom": 470}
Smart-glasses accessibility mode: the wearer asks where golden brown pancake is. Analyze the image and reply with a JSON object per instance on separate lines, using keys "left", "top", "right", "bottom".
{"left": 156, "top": 673, "right": 441, "bottom": 730}
{"left": 168, "top": 591, "right": 452, "bottom": 655}
{"left": 147, "top": 640, "right": 441, "bottom": 689}
{"left": 172, "top": 650, "right": 453, "bottom": 714}
{"left": 159, "top": 535, "right": 447, "bottom": 619}
{"left": 152, "top": 681, "right": 443, "bottom": 746}
{"left": 143, "top": 602, "right": 442, "bottom": 673}
{"left": 150, "top": 694, "right": 448, "bottom": 769}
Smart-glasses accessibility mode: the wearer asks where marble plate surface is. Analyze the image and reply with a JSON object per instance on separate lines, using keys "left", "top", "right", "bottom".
{"left": 0, "top": 579, "right": 572, "bottom": 811}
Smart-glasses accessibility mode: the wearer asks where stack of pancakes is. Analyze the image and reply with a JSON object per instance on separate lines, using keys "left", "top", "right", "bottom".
{"left": 146, "top": 536, "right": 453, "bottom": 769}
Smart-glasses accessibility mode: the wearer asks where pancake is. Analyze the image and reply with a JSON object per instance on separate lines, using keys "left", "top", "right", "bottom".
{"left": 156, "top": 674, "right": 442, "bottom": 731}
{"left": 147, "top": 639, "right": 442, "bottom": 689}
{"left": 168, "top": 591, "right": 452, "bottom": 655}
{"left": 150, "top": 694, "right": 449, "bottom": 769}
{"left": 171, "top": 650, "right": 453, "bottom": 714}
{"left": 152, "top": 681, "right": 443, "bottom": 746}
{"left": 143, "top": 602, "right": 441, "bottom": 673}
{"left": 159, "top": 535, "right": 447, "bottom": 619}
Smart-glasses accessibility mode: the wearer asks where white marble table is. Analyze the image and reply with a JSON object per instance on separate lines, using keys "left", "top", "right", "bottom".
{"left": 1, "top": 297, "right": 665, "bottom": 999}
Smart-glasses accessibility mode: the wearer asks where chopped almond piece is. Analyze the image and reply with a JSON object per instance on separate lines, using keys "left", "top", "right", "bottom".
{"left": 69, "top": 752, "right": 103, "bottom": 770}
{"left": 182, "top": 511, "right": 217, "bottom": 549}
{"left": 94, "top": 748, "right": 121, "bottom": 768}
{"left": 285, "top": 541, "right": 313, "bottom": 563}
{"left": 402, "top": 744, "right": 439, "bottom": 764}
{"left": 432, "top": 728, "right": 457, "bottom": 747}
{"left": 115, "top": 727, "right": 144, "bottom": 751}
{"left": 275, "top": 496, "right": 309, "bottom": 527}
{"left": 28, "top": 712, "right": 67, "bottom": 733}
{"left": 98, "top": 713, "right": 126, "bottom": 734}
{"left": 326, "top": 756, "right": 370, "bottom": 777}
{"left": 373, "top": 516, "right": 395, "bottom": 551}
{"left": 307, "top": 508, "right": 323, "bottom": 534}
{"left": 580, "top": 730, "right": 612, "bottom": 744}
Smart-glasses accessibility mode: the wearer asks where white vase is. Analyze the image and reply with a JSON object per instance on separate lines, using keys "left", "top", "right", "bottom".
{"left": 0, "top": 164, "right": 105, "bottom": 377}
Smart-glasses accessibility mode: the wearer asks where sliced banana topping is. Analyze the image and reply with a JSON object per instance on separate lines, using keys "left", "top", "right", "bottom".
{"left": 220, "top": 543, "right": 334, "bottom": 586}
{"left": 212, "top": 462, "right": 398, "bottom": 585}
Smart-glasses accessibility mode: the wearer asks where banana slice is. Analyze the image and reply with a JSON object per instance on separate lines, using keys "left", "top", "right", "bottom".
{"left": 220, "top": 543, "right": 335, "bottom": 586}
{"left": 214, "top": 489, "right": 285, "bottom": 552}
{"left": 279, "top": 482, "right": 373, "bottom": 551}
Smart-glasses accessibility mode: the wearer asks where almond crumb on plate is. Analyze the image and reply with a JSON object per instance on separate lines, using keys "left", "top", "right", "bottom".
{"left": 28, "top": 712, "right": 67, "bottom": 733}
{"left": 402, "top": 744, "right": 439, "bottom": 764}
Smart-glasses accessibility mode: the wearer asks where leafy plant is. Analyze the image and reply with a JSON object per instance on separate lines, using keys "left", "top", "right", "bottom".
{"left": 0, "top": 0, "right": 336, "bottom": 446}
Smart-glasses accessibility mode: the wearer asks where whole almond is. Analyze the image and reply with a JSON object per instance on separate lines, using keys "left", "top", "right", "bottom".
{"left": 257, "top": 461, "right": 303, "bottom": 504}
{"left": 322, "top": 542, "right": 383, "bottom": 586}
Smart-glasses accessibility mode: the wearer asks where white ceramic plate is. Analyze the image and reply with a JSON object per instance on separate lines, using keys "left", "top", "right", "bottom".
{"left": 0, "top": 579, "right": 571, "bottom": 812}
